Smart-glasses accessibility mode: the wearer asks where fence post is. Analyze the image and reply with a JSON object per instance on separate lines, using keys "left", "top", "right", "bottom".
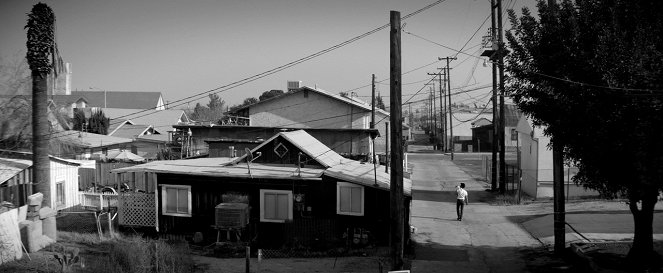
{"left": 245, "top": 246, "right": 250, "bottom": 273}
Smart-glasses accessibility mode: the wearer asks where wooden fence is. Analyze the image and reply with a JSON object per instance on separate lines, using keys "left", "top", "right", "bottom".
{"left": 79, "top": 192, "right": 118, "bottom": 211}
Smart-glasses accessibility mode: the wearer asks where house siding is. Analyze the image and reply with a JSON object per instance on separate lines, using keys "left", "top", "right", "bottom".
{"left": 154, "top": 173, "right": 400, "bottom": 247}
{"left": 249, "top": 91, "right": 368, "bottom": 129}
{"left": 49, "top": 160, "right": 80, "bottom": 210}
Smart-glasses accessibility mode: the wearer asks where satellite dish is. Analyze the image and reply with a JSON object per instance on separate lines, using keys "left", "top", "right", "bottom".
{"left": 245, "top": 148, "right": 253, "bottom": 162}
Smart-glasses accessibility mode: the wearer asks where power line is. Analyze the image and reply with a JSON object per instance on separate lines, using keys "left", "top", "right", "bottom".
{"left": 42, "top": 0, "right": 450, "bottom": 142}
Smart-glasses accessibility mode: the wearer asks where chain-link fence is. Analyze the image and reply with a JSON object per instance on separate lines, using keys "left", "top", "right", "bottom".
{"left": 57, "top": 205, "right": 117, "bottom": 237}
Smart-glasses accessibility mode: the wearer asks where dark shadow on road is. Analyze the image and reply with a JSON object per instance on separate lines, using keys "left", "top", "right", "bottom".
{"left": 413, "top": 189, "right": 496, "bottom": 203}
{"left": 411, "top": 240, "right": 589, "bottom": 272}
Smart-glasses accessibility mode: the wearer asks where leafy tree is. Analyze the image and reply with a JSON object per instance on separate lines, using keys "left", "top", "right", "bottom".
{"left": 375, "top": 92, "right": 386, "bottom": 110}
{"left": 258, "top": 89, "right": 284, "bottom": 101}
{"left": 506, "top": 0, "right": 663, "bottom": 265}
{"left": 72, "top": 109, "right": 86, "bottom": 131}
{"left": 339, "top": 92, "right": 349, "bottom": 98}
{"left": 189, "top": 94, "right": 226, "bottom": 122}
{"left": 242, "top": 97, "right": 258, "bottom": 106}
{"left": 88, "top": 110, "right": 110, "bottom": 135}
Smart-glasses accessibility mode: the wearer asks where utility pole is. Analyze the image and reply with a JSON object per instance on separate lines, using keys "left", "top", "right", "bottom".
{"left": 498, "top": 0, "right": 506, "bottom": 194}
{"left": 490, "top": 0, "right": 499, "bottom": 192}
{"left": 372, "top": 74, "right": 378, "bottom": 186}
{"left": 385, "top": 122, "right": 389, "bottom": 173}
{"left": 428, "top": 71, "right": 446, "bottom": 151}
{"left": 546, "top": 0, "right": 565, "bottom": 255}
{"left": 389, "top": 10, "right": 404, "bottom": 271}
{"left": 439, "top": 57, "right": 456, "bottom": 159}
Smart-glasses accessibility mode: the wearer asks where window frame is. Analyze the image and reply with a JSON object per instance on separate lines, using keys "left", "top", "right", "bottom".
{"left": 336, "top": 182, "right": 365, "bottom": 216}
{"left": 259, "top": 189, "right": 293, "bottom": 223}
{"left": 55, "top": 181, "right": 65, "bottom": 208}
{"left": 161, "top": 185, "right": 192, "bottom": 217}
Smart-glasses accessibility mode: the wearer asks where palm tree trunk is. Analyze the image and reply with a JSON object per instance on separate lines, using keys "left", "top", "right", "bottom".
{"left": 32, "top": 71, "right": 50, "bottom": 207}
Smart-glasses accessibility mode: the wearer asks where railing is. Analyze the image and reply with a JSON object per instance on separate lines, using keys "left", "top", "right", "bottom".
{"left": 79, "top": 192, "right": 118, "bottom": 211}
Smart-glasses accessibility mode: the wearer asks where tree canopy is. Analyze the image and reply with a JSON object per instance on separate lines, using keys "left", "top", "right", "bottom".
{"left": 189, "top": 93, "right": 226, "bottom": 122}
{"left": 259, "top": 89, "right": 284, "bottom": 101}
{"left": 506, "top": 0, "right": 663, "bottom": 264}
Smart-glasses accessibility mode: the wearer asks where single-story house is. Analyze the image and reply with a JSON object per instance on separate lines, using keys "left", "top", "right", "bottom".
{"left": 0, "top": 151, "right": 81, "bottom": 210}
{"left": 515, "top": 116, "right": 599, "bottom": 199}
{"left": 111, "top": 130, "right": 411, "bottom": 248}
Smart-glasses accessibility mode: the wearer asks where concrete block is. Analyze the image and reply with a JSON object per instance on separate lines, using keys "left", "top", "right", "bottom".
{"left": 27, "top": 193, "right": 43, "bottom": 206}
{"left": 43, "top": 216, "right": 57, "bottom": 241}
{"left": 39, "top": 207, "right": 57, "bottom": 219}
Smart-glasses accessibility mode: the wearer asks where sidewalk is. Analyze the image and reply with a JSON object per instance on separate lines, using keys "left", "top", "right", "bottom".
{"left": 408, "top": 152, "right": 541, "bottom": 272}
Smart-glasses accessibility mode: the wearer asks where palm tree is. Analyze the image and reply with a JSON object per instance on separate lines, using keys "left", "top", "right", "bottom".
{"left": 26, "top": 2, "right": 62, "bottom": 207}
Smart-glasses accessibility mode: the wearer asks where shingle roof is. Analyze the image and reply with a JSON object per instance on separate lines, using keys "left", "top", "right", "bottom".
{"left": 70, "top": 91, "right": 162, "bottom": 109}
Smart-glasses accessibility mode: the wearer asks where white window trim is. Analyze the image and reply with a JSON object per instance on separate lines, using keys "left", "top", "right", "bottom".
{"left": 336, "top": 182, "right": 365, "bottom": 216}
{"left": 260, "top": 189, "right": 293, "bottom": 223}
{"left": 161, "top": 185, "right": 192, "bottom": 217}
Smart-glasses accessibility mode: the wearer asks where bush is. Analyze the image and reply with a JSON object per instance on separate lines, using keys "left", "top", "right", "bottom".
{"left": 94, "top": 236, "right": 194, "bottom": 273}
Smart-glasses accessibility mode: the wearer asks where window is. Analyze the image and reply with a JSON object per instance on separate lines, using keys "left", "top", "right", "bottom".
{"left": 161, "top": 185, "right": 192, "bottom": 217}
{"left": 56, "top": 181, "right": 65, "bottom": 207}
{"left": 260, "top": 189, "right": 292, "bottom": 223}
{"left": 336, "top": 182, "right": 364, "bottom": 216}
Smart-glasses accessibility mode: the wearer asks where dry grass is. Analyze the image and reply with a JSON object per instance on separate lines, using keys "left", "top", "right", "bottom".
{"left": 0, "top": 232, "right": 196, "bottom": 273}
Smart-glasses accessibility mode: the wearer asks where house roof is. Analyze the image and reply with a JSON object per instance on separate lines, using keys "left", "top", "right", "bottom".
{"left": 136, "top": 134, "right": 170, "bottom": 143}
{"left": 324, "top": 161, "right": 411, "bottom": 196}
{"left": 0, "top": 157, "right": 32, "bottom": 184}
{"left": 112, "top": 158, "right": 325, "bottom": 180}
{"left": 449, "top": 112, "right": 493, "bottom": 137}
{"left": 51, "top": 130, "right": 133, "bottom": 148}
{"left": 70, "top": 91, "right": 162, "bottom": 109}
{"left": 109, "top": 124, "right": 155, "bottom": 139}
{"left": 232, "top": 86, "right": 384, "bottom": 114}
{"left": 102, "top": 108, "right": 188, "bottom": 131}
{"left": 49, "top": 95, "right": 88, "bottom": 107}
{"left": 232, "top": 130, "right": 347, "bottom": 168}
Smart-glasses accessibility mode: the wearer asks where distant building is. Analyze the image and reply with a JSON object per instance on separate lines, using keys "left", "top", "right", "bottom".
{"left": 70, "top": 91, "right": 165, "bottom": 110}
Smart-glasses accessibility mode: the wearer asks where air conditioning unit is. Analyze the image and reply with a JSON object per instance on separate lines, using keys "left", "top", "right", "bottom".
{"left": 287, "top": 81, "right": 302, "bottom": 92}
{"left": 215, "top": 203, "right": 250, "bottom": 228}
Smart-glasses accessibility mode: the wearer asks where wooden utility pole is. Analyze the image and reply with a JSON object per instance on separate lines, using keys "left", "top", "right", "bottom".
{"left": 490, "top": 0, "right": 499, "bottom": 192}
{"left": 389, "top": 10, "right": 404, "bottom": 271}
{"left": 385, "top": 122, "right": 389, "bottom": 173}
{"left": 439, "top": 57, "right": 456, "bottom": 159}
{"left": 497, "top": 0, "right": 507, "bottom": 194}
{"left": 372, "top": 74, "right": 378, "bottom": 186}
{"left": 428, "top": 71, "right": 446, "bottom": 151}
{"left": 546, "top": 0, "right": 565, "bottom": 255}
{"left": 553, "top": 145, "right": 565, "bottom": 254}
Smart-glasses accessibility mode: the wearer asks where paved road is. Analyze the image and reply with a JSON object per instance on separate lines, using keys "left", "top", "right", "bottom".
{"left": 408, "top": 148, "right": 541, "bottom": 272}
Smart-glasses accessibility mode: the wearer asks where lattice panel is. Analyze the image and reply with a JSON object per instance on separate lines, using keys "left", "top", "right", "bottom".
{"left": 118, "top": 193, "right": 156, "bottom": 227}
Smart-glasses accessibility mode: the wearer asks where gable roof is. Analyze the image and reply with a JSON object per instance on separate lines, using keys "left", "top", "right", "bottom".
{"left": 233, "top": 86, "right": 378, "bottom": 113}
{"left": 109, "top": 124, "right": 157, "bottom": 139}
{"left": 324, "top": 161, "right": 411, "bottom": 196}
{"left": 70, "top": 91, "right": 162, "bottom": 109}
{"left": 102, "top": 108, "right": 188, "bottom": 132}
{"left": 232, "top": 130, "right": 347, "bottom": 168}
{"left": 49, "top": 95, "right": 88, "bottom": 107}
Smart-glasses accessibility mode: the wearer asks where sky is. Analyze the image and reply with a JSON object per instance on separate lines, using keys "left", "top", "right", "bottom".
{"left": 0, "top": 0, "right": 535, "bottom": 111}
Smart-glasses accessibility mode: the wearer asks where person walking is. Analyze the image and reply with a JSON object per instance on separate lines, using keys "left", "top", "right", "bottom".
{"left": 456, "top": 183, "right": 468, "bottom": 221}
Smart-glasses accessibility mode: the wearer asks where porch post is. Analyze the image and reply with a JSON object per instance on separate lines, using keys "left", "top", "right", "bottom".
{"left": 154, "top": 172, "right": 159, "bottom": 232}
